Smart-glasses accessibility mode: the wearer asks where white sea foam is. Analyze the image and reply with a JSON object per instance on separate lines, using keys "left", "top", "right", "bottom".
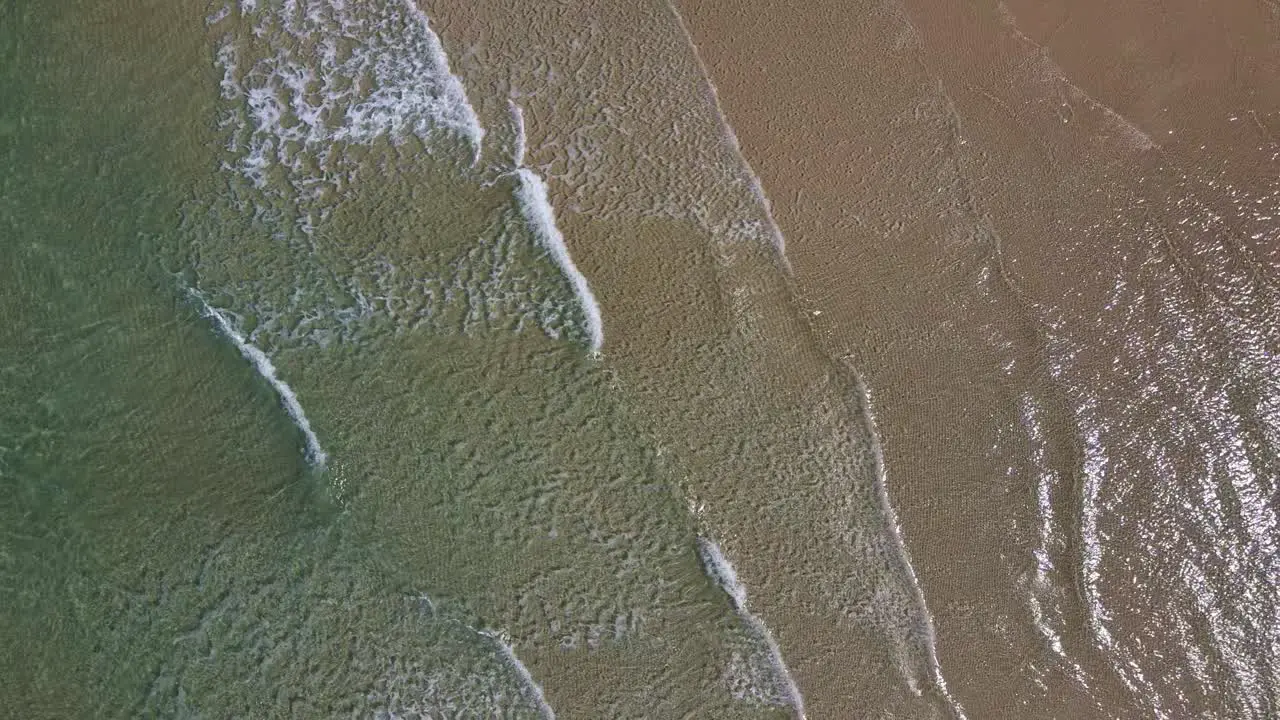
{"left": 479, "top": 630, "right": 557, "bottom": 720}
{"left": 192, "top": 292, "right": 328, "bottom": 468}
{"left": 206, "top": 5, "right": 231, "bottom": 25}
{"left": 697, "top": 536, "right": 807, "bottom": 719}
{"left": 218, "top": 0, "right": 485, "bottom": 197}
{"left": 663, "top": 2, "right": 792, "bottom": 270}
{"left": 513, "top": 168, "right": 605, "bottom": 353}
{"left": 856, "top": 376, "right": 969, "bottom": 720}
{"left": 509, "top": 100, "right": 528, "bottom": 168}
{"left": 358, "top": 0, "right": 485, "bottom": 161}
{"left": 402, "top": 0, "right": 485, "bottom": 138}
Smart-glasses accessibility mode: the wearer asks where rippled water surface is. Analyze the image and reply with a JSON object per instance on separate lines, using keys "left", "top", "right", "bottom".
{"left": 2, "top": 0, "right": 1277, "bottom": 717}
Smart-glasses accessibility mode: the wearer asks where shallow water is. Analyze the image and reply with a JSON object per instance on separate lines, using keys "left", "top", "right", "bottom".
{"left": 3, "top": 0, "right": 1276, "bottom": 717}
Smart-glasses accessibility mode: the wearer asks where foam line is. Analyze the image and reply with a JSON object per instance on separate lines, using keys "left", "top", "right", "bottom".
{"left": 856, "top": 376, "right": 968, "bottom": 719}
{"left": 663, "top": 1, "right": 792, "bottom": 271}
{"left": 995, "top": 2, "right": 1155, "bottom": 151}
{"left": 192, "top": 292, "right": 328, "bottom": 468}
{"left": 400, "top": 0, "right": 486, "bottom": 163}
{"left": 512, "top": 168, "right": 605, "bottom": 353}
{"left": 697, "top": 536, "right": 807, "bottom": 719}
{"left": 480, "top": 631, "right": 557, "bottom": 719}
{"left": 510, "top": 100, "right": 527, "bottom": 168}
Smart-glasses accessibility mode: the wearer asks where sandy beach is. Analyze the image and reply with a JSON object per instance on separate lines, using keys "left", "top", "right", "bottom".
{"left": 672, "top": 0, "right": 1280, "bottom": 716}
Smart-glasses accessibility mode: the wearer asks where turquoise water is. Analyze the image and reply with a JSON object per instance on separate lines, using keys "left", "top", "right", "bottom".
{"left": 0, "top": 1, "right": 799, "bottom": 716}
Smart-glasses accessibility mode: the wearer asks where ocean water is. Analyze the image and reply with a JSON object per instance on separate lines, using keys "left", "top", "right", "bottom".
{"left": 3, "top": 0, "right": 937, "bottom": 716}
{"left": 6, "top": 0, "right": 1274, "bottom": 718}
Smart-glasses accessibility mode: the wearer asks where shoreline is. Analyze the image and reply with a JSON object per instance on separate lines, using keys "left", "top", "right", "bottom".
{"left": 671, "top": 0, "right": 1280, "bottom": 716}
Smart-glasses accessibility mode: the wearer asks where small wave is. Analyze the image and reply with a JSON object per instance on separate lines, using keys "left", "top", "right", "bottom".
{"left": 697, "top": 536, "right": 807, "bottom": 719}
{"left": 191, "top": 291, "right": 328, "bottom": 468}
{"left": 479, "top": 630, "right": 557, "bottom": 720}
{"left": 512, "top": 167, "right": 605, "bottom": 354}
{"left": 855, "top": 376, "right": 969, "bottom": 719}
{"left": 663, "top": 1, "right": 791, "bottom": 270}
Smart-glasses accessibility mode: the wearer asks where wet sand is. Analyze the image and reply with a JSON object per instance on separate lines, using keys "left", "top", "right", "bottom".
{"left": 674, "top": 0, "right": 1280, "bottom": 716}
{"left": 428, "top": 1, "right": 970, "bottom": 715}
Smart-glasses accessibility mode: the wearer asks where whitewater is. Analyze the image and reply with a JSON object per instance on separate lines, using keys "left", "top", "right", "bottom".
{"left": 502, "top": 100, "right": 605, "bottom": 354}
{"left": 479, "top": 629, "right": 558, "bottom": 720}
{"left": 210, "top": 0, "right": 605, "bottom": 355}
{"left": 191, "top": 291, "right": 328, "bottom": 468}
{"left": 697, "top": 536, "right": 807, "bottom": 718}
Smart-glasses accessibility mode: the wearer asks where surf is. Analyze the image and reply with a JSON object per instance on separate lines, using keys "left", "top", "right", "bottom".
{"left": 511, "top": 167, "right": 605, "bottom": 354}
{"left": 697, "top": 536, "right": 807, "bottom": 719}
{"left": 191, "top": 290, "right": 328, "bottom": 469}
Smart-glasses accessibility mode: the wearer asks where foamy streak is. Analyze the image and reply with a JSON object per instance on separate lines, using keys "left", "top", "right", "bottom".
{"left": 663, "top": 2, "right": 792, "bottom": 271}
{"left": 479, "top": 631, "right": 557, "bottom": 719}
{"left": 509, "top": 100, "right": 527, "bottom": 168}
{"left": 193, "top": 293, "right": 328, "bottom": 468}
{"left": 856, "top": 376, "right": 969, "bottom": 720}
{"left": 697, "top": 537, "right": 807, "bottom": 719}
{"left": 512, "top": 168, "right": 605, "bottom": 353}
{"left": 399, "top": 0, "right": 485, "bottom": 163}
{"left": 996, "top": 2, "right": 1156, "bottom": 151}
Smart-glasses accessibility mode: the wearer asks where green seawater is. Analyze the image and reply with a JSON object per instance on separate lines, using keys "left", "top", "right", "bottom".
{"left": 0, "top": 2, "right": 780, "bottom": 717}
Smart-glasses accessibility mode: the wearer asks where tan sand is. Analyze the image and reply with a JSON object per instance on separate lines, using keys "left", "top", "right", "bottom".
{"left": 673, "top": 0, "right": 1280, "bottom": 716}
